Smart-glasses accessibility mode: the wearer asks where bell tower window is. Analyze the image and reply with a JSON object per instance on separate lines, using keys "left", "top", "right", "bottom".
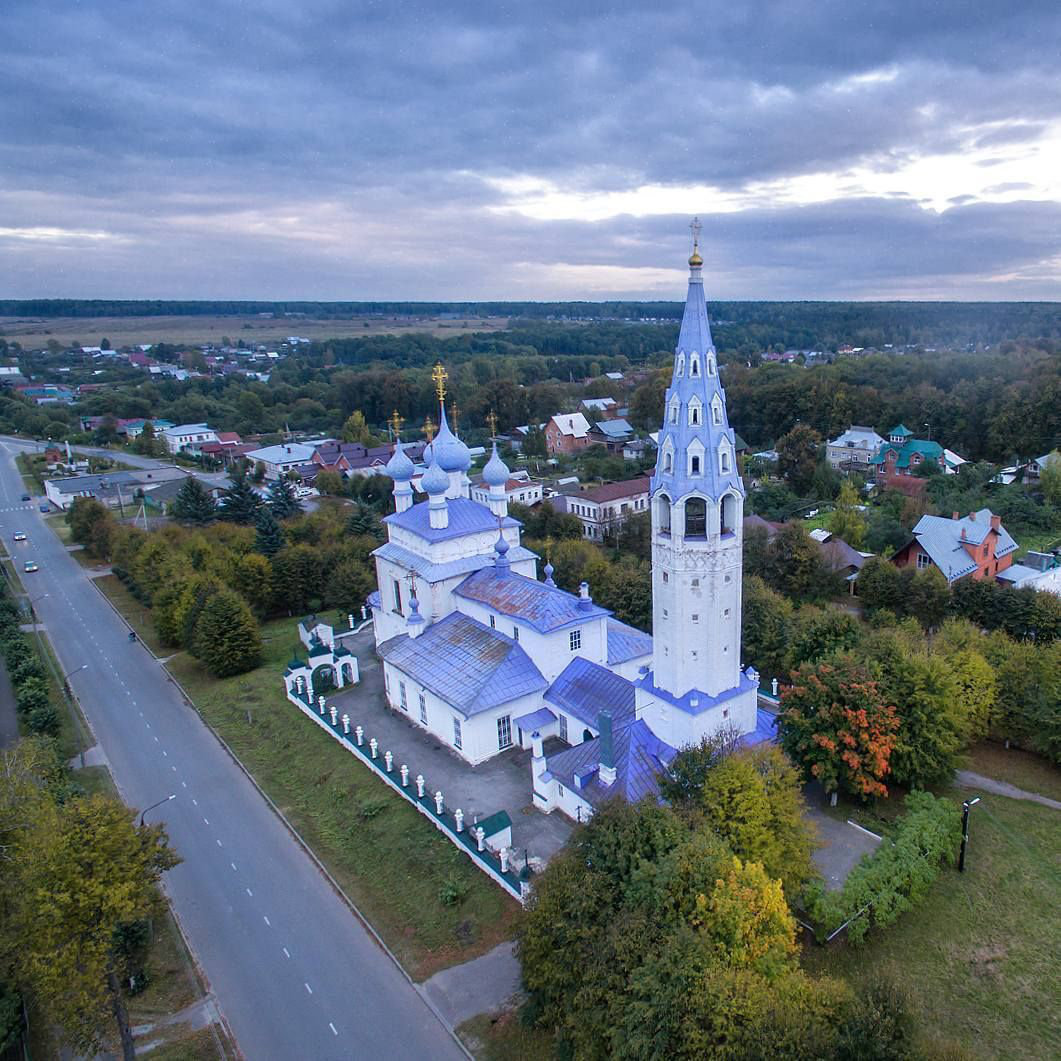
{"left": 690, "top": 355, "right": 700, "bottom": 377}
{"left": 712, "top": 400, "right": 722, "bottom": 425}
{"left": 676, "top": 354, "right": 685, "bottom": 377}
{"left": 684, "top": 497, "right": 707, "bottom": 538}
{"left": 669, "top": 401, "right": 679, "bottom": 424}
{"left": 707, "top": 355, "right": 716, "bottom": 376}
{"left": 656, "top": 493, "right": 672, "bottom": 534}
{"left": 721, "top": 493, "right": 737, "bottom": 534}
{"left": 720, "top": 449, "right": 731, "bottom": 474}
{"left": 689, "top": 401, "right": 701, "bottom": 426}
{"left": 664, "top": 451, "right": 673, "bottom": 474}
{"left": 690, "top": 455, "right": 701, "bottom": 476}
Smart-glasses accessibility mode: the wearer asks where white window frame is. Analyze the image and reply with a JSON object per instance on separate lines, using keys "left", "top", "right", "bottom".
{"left": 452, "top": 717, "right": 463, "bottom": 750}
{"left": 399, "top": 681, "right": 408, "bottom": 711}
{"left": 916, "top": 551, "right": 931, "bottom": 570}
{"left": 569, "top": 628, "right": 582, "bottom": 651}
{"left": 419, "top": 691, "right": 427, "bottom": 724}
{"left": 497, "top": 715, "right": 512, "bottom": 750}
{"left": 559, "top": 714, "right": 568, "bottom": 742}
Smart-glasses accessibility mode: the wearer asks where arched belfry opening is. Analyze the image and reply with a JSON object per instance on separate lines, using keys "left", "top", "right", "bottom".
{"left": 684, "top": 497, "right": 707, "bottom": 538}
{"left": 656, "top": 493, "right": 672, "bottom": 534}
{"left": 721, "top": 493, "right": 737, "bottom": 535}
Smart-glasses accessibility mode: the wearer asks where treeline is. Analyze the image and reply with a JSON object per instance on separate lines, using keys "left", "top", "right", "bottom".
{"left": 66, "top": 496, "right": 380, "bottom": 677}
{"left": 4, "top": 298, "right": 1057, "bottom": 348}
{"left": 0, "top": 580, "right": 61, "bottom": 738}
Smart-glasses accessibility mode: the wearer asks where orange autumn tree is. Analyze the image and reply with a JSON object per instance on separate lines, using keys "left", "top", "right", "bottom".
{"left": 777, "top": 658, "right": 898, "bottom": 801}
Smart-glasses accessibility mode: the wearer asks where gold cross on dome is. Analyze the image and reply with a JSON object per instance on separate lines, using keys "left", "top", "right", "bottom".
{"left": 431, "top": 361, "right": 448, "bottom": 402}
{"left": 423, "top": 415, "right": 436, "bottom": 442}
{"left": 486, "top": 410, "right": 499, "bottom": 437}
{"left": 389, "top": 409, "right": 404, "bottom": 439}
{"left": 690, "top": 216, "right": 702, "bottom": 249}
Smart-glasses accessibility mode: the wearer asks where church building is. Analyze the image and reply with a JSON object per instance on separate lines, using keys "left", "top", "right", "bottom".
{"left": 369, "top": 225, "right": 771, "bottom": 821}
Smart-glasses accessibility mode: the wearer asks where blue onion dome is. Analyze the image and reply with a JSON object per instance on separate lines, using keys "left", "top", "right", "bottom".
{"left": 386, "top": 439, "right": 414, "bottom": 482}
{"left": 543, "top": 560, "right": 555, "bottom": 586}
{"left": 421, "top": 458, "right": 449, "bottom": 496}
{"left": 494, "top": 531, "right": 510, "bottom": 557}
{"left": 482, "top": 441, "right": 510, "bottom": 487}
{"left": 431, "top": 405, "right": 472, "bottom": 473}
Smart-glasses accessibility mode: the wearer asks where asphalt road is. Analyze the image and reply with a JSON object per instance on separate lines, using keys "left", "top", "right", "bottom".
{"left": 0, "top": 439, "right": 466, "bottom": 1060}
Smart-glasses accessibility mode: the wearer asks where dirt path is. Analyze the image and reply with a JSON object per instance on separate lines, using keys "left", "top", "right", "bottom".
{"left": 955, "top": 770, "right": 1061, "bottom": 810}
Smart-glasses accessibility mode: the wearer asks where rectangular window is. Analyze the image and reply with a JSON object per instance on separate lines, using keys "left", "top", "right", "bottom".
{"left": 497, "top": 715, "right": 512, "bottom": 750}
{"left": 399, "top": 681, "right": 408, "bottom": 711}
{"left": 691, "top": 613, "right": 698, "bottom": 622}
{"left": 513, "top": 626, "right": 519, "bottom": 642}
{"left": 559, "top": 714, "right": 568, "bottom": 742}
{"left": 916, "top": 552, "right": 931, "bottom": 570}
{"left": 419, "top": 692, "right": 427, "bottom": 724}
{"left": 392, "top": 578, "right": 402, "bottom": 613}
{"left": 452, "top": 717, "right": 463, "bottom": 751}
{"left": 569, "top": 629, "right": 581, "bottom": 651}
{"left": 489, "top": 614, "right": 496, "bottom": 629}
{"left": 558, "top": 784, "right": 565, "bottom": 798}
{"left": 691, "top": 578, "right": 700, "bottom": 588}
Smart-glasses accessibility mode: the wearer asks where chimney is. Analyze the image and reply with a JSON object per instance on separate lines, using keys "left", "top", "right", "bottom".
{"left": 597, "top": 712, "right": 616, "bottom": 786}
{"left": 990, "top": 513, "right": 1001, "bottom": 531}
{"left": 578, "top": 582, "right": 593, "bottom": 612}
{"left": 952, "top": 511, "right": 959, "bottom": 521}
{"left": 968, "top": 511, "right": 976, "bottom": 521}
{"left": 960, "top": 528, "right": 966, "bottom": 540}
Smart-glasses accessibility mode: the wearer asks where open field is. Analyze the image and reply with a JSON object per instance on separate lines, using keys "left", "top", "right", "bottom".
{"left": 0, "top": 313, "right": 510, "bottom": 348}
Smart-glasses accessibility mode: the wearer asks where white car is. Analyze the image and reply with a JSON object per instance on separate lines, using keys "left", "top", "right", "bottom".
{"left": 23, "top": 561, "right": 39, "bottom": 573}
{"left": 13, "top": 532, "right": 26, "bottom": 542}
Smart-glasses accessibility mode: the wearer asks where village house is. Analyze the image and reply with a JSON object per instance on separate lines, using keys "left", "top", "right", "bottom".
{"left": 470, "top": 472, "right": 543, "bottom": 508}
{"left": 587, "top": 418, "right": 635, "bottom": 452}
{"left": 161, "top": 423, "right": 220, "bottom": 455}
{"left": 551, "top": 478, "right": 651, "bottom": 540}
{"left": 244, "top": 442, "right": 317, "bottom": 480}
{"left": 892, "top": 509, "right": 1018, "bottom": 584}
{"left": 544, "top": 412, "right": 592, "bottom": 455}
{"left": 826, "top": 426, "right": 886, "bottom": 471}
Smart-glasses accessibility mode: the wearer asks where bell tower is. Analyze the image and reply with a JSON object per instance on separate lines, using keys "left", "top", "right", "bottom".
{"left": 635, "top": 221, "right": 758, "bottom": 748}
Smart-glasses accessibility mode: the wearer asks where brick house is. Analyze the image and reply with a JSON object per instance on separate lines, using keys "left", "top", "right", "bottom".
{"left": 552, "top": 478, "right": 651, "bottom": 540}
{"left": 869, "top": 425, "right": 945, "bottom": 488}
{"left": 545, "top": 413, "right": 592, "bottom": 456}
{"left": 892, "top": 509, "right": 1018, "bottom": 584}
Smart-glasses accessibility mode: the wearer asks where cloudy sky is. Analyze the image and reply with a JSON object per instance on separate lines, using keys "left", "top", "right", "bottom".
{"left": 2, "top": 0, "right": 1060, "bottom": 301}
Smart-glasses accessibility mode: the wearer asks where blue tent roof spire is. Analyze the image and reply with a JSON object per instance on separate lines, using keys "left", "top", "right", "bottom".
{"left": 650, "top": 222, "right": 743, "bottom": 504}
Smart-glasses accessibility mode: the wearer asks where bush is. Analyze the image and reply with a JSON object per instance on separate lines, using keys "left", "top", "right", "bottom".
{"left": 438, "top": 875, "right": 470, "bottom": 907}
{"left": 15, "top": 677, "right": 50, "bottom": 718}
{"left": 806, "top": 791, "right": 961, "bottom": 943}
{"left": 26, "top": 702, "right": 61, "bottom": 737}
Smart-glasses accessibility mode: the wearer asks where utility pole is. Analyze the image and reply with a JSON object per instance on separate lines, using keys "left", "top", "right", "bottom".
{"left": 958, "top": 796, "right": 981, "bottom": 872}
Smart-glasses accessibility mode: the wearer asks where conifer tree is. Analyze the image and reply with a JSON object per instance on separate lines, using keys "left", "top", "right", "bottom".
{"left": 219, "top": 466, "right": 261, "bottom": 524}
{"left": 193, "top": 589, "right": 262, "bottom": 677}
{"left": 169, "top": 477, "right": 217, "bottom": 524}
{"left": 267, "top": 476, "right": 303, "bottom": 520}
{"left": 254, "top": 505, "right": 286, "bottom": 557}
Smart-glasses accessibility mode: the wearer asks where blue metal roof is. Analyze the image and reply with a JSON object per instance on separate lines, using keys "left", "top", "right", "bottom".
{"left": 738, "top": 708, "right": 779, "bottom": 748}
{"left": 594, "top": 418, "right": 633, "bottom": 438}
{"left": 513, "top": 707, "right": 557, "bottom": 732}
{"left": 377, "top": 612, "right": 546, "bottom": 717}
{"left": 911, "top": 509, "right": 1018, "bottom": 583}
{"left": 635, "top": 668, "right": 759, "bottom": 716}
{"left": 383, "top": 496, "right": 520, "bottom": 543}
{"left": 544, "top": 656, "right": 636, "bottom": 729}
{"left": 454, "top": 567, "right": 610, "bottom": 633}
{"left": 606, "top": 619, "right": 652, "bottom": 666}
{"left": 545, "top": 719, "right": 676, "bottom": 807}
{"left": 373, "top": 540, "right": 538, "bottom": 584}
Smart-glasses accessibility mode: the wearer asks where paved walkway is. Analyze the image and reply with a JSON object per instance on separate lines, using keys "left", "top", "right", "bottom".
{"left": 956, "top": 770, "right": 1061, "bottom": 810}
{"left": 422, "top": 942, "right": 522, "bottom": 1027}
{"left": 330, "top": 630, "right": 574, "bottom": 871}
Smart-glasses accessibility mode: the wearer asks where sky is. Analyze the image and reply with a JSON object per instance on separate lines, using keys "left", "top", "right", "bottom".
{"left": 2, "top": 0, "right": 1060, "bottom": 302}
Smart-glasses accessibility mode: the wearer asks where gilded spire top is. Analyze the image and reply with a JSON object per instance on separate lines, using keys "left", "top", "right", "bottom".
{"left": 431, "top": 361, "right": 448, "bottom": 403}
{"left": 688, "top": 216, "right": 703, "bottom": 268}
{"left": 486, "top": 410, "right": 499, "bottom": 437}
{"left": 389, "top": 409, "right": 404, "bottom": 439}
{"left": 423, "top": 415, "right": 436, "bottom": 442}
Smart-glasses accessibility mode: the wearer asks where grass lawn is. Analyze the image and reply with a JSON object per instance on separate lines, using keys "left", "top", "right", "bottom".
{"left": 459, "top": 1008, "right": 552, "bottom": 1061}
{"left": 962, "top": 740, "right": 1061, "bottom": 802}
{"left": 146, "top": 1025, "right": 230, "bottom": 1060}
{"left": 163, "top": 617, "right": 519, "bottom": 980}
{"left": 94, "top": 573, "right": 166, "bottom": 653}
{"left": 803, "top": 791, "right": 1060, "bottom": 1060}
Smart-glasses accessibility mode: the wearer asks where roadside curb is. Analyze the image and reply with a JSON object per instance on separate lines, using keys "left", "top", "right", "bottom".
{"left": 85, "top": 573, "right": 474, "bottom": 1060}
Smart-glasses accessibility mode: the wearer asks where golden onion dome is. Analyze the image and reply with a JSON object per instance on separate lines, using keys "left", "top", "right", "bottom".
{"left": 688, "top": 247, "right": 703, "bottom": 267}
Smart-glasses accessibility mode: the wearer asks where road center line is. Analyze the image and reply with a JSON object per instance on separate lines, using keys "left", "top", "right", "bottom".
{"left": 203, "top": 817, "right": 210, "bottom": 825}
{"left": 329, "top": 1022, "right": 338, "bottom": 1036}
{"left": 304, "top": 982, "right": 312, "bottom": 995}
{"left": 231, "top": 862, "right": 237, "bottom": 872}
{"left": 282, "top": 947, "right": 290, "bottom": 959}
{"left": 246, "top": 887, "right": 253, "bottom": 897}
{"left": 263, "top": 915, "right": 271, "bottom": 926}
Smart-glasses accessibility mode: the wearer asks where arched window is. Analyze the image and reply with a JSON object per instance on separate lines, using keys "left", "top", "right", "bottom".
{"left": 664, "top": 451, "right": 673, "bottom": 474}
{"left": 720, "top": 450, "right": 730, "bottom": 474}
{"left": 669, "top": 401, "right": 679, "bottom": 424}
{"left": 712, "top": 400, "right": 722, "bottom": 425}
{"left": 721, "top": 493, "right": 737, "bottom": 535}
{"left": 676, "top": 354, "right": 685, "bottom": 377}
{"left": 690, "top": 455, "right": 701, "bottom": 476}
{"left": 689, "top": 404, "right": 700, "bottom": 426}
{"left": 657, "top": 493, "right": 671, "bottom": 534}
{"left": 690, "top": 355, "right": 700, "bottom": 377}
{"left": 707, "top": 355, "right": 716, "bottom": 376}
{"left": 685, "top": 497, "right": 707, "bottom": 538}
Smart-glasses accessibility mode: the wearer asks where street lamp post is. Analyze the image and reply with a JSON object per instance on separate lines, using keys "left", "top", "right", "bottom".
{"left": 139, "top": 793, "right": 176, "bottom": 827}
{"left": 958, "top": 796, "right": 981, "bottom": 872}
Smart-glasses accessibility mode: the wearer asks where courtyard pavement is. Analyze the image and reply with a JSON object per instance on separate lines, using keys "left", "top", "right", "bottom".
{"left": 802, "top": 782, "right": 882, "bottom": 890}
{"left": 330, "top": 629, "right": 574, "bottom": 872}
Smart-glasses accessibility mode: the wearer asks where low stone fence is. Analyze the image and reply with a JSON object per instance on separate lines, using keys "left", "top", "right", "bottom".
{"left": 285, "top": 685, "right": 527, "bottom": 904}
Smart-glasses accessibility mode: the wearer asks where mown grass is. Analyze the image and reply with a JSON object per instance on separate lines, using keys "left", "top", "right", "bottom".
{"left": 962, "top": 740, "right": 1061, "bottom": 802}
{"left": 94, "top": 573, "right": 166, "bottom": 653}
{"left": 144, "top": 1024, "right": 228, "bottom": 1060}
{"left": 158, "top": 617, "right": 519, "bottom": 980}
{"left": 458, "top": 1008, "right": 552, "bottom": 1061}
{"left": 803, "top": 792, "right": 1061, "bottom": 1060}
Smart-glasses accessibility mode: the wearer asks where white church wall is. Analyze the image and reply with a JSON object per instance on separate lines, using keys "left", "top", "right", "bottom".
{"left": 611, "top": 653, "right": 652, "bottom": 682}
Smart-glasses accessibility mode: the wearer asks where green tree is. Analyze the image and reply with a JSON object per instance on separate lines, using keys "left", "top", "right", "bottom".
{"left": 345, "top": 504, "right": 383, "bottom": 539}
{"left": 740, "top": 576, "right": 793, "bottom": 680}
{"left": 857, "top": 556, "right": 905, "bottom": 613}
{"left": 775, "top": 424, "right": 822, "bottom": 495}
{"left": 827, "top": 480, "right": 867, "bottom": 547}
{"left": 169, "top": 477, "right": 216, "bottom": 524}
{"left": 778, "top": 658, "right": 899, "bottom": 801}
{"left": 67, "top": 497, "right": 115, "bottom": 554}
{"left": 767, "top": 521, "right": 832, "bottom": 600}
{"left": 219, "top": 466, "right": 261, "bottom": 524}
{"left": 315, "top": 469, "right": 345, "bottom": 496}
{"left": 192, "top": 590, "right": 262, "bottom": 677}
{"left": 904, "top": 566, "right": 950, "bottom": 629}
{"left": 341, "top": 411, "right": 380, "bottom": 444}
{"left": 266, "top": 476, "right": 303, "bottom": 520}
{"left": 789, "top": 607, "right": 864, "bottom": 669}
{"left": 254, "top": 506, "right": 286, "bottom": 557}
{"left": 1038, "top": 451, "right": 1061, "bottom": 507}
{"left": 8, "top": 793, "right": 179, "bottom": 1060}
